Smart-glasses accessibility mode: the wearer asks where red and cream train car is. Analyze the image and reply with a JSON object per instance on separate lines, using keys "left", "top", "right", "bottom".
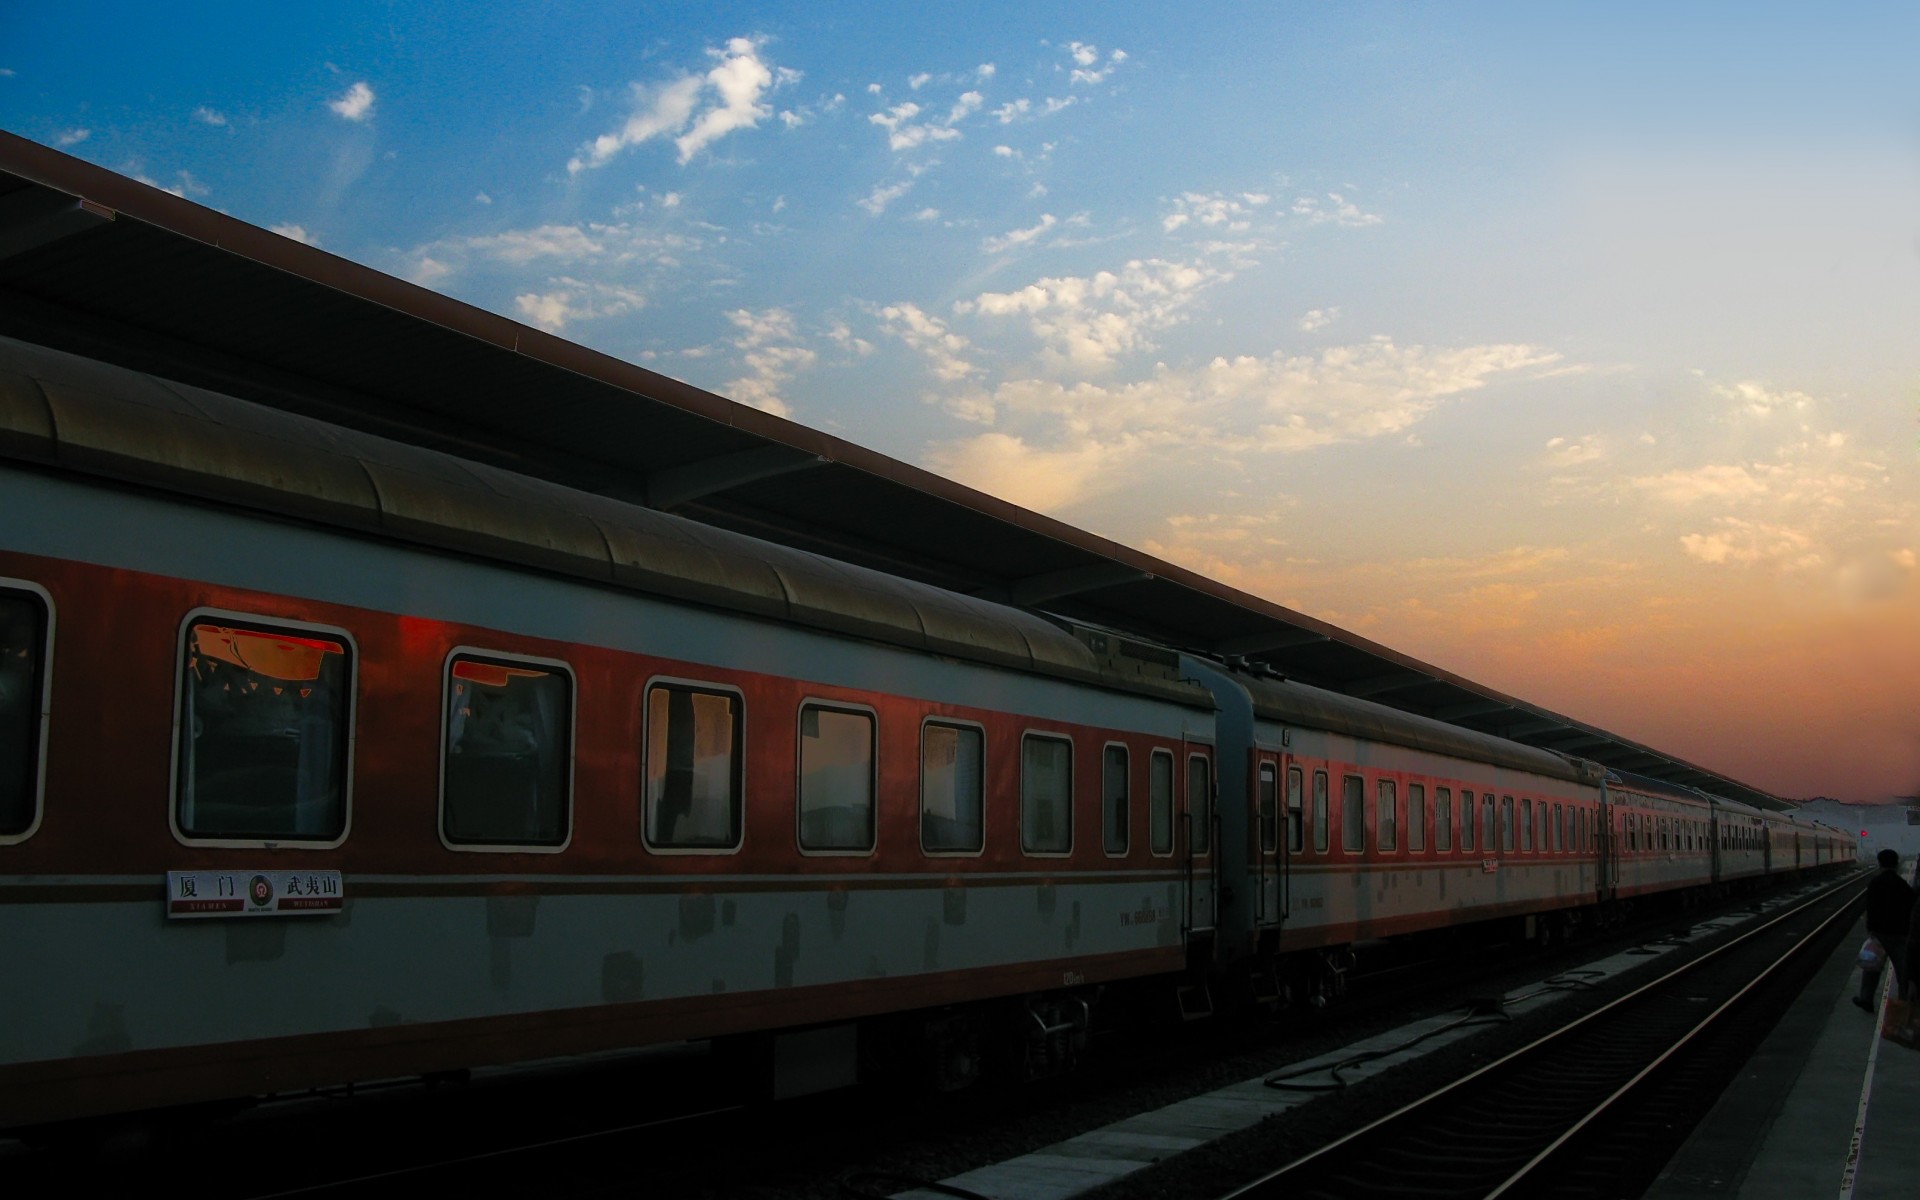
{"left": 0, "top": 336, "right": 1223, "bottom": 1126}
{"left": 0, "top": 332, "right": 1855, "bottom": 1130}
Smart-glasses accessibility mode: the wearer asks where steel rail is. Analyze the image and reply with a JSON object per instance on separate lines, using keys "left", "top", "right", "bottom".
{"left": 1220, "top": 871, "right": 1867, "bottom": 1200}
{"left": 1482, "top": 884, "right": 1859, "bottom": 1197}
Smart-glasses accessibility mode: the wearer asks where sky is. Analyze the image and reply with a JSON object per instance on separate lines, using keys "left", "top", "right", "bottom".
{"left": 3, "top": 3, "right": 1916, "bottom": 803}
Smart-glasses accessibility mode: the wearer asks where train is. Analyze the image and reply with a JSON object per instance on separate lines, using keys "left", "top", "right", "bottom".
{"left": 0, "top": 332, "right": 1856, "bottom": 1129}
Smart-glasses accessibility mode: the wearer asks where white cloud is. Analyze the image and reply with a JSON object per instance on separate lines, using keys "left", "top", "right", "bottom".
{"left": 1065, "top": 42, "right": 1127, "bottom": 86}
{"left": 976, "top": 63, "right": 996, "bottom": 80}
{"left": 880, "top": 302, "right": 976, "bottom": 382}
{"left": 1163, "top": 191, "right": 1272, "bottom": 233}
{"left": 473, "top": 192, "right": 491, "bottom": 205}
{"left": 192, "top": 106, "right": 227, "bottom": 127}
{"left": 722, "top": 307, "right": 816, "bottom": 416}
{"left": 328, "top": 81, "right": 375, "bottom": 122}
{"left": 922, "top": 338, "right": 1555, "bottom": 509}
{"left": 1298, "top": 307, "right": 1340, "bottom": 332}
{"left": 1714, "top": 379, "right": 1814, "bottom": 415}
{"left": 868, "top": 95, "right": 969, "bottom": 151}
{"left": 913, "top": 207, "right": 940, "bottom": 221}
{"left": 55, "top": 128, "right": 89, "bottom": 147}
{"left": 1290, "top": 192, "right": 1383, "bottom": 227}
{"left": 991, "top": 98, "right": 1031, "bottom": 124}
{"left": 568, "top": 37, "right": 793, "bottom": 172}
{"left": 1679, "top": 518, "right": 1817, "bottom": 568}
{"left": 269, "top": 223, "right": 317, "bottom": 246}
{"left": 408, "top": 257, "right": 451, "bottom": 286}
{"left": 401, "top": 219, "right": 704, "bottom": 287}
{"left": 129, "top": 168, "right": 209, "bottom": 199}
{"left": 1632, "top": 463, "right": 1772, "bottom": 505}
{"left": 980, "top": 213, "right": 1058, "bottom": 255}
{"left": 827, "top": 321, "right": 874, "bottom": 357}
{"left": 512, "top": 277, "right": 646, "bottom": 332}
{"left": 1543, "top": 435, "right": 1606, "bottom": 467}
{"left": 515, "top": 292, "right": 572, "bottom": 331}
{"left": 463, "top": 224, "right": 606, "bottom": 263}
{"left": 926, "top": 432, "right": 1132, "bottom": 513}
{"left": 909, "top": 72, "right": 932, "bottom": 90}
{"left": 859, "top": 180, "right": 914, "bottom": 215}
{"left": 958, "top": 256, "right": 1233, "bottom": 369}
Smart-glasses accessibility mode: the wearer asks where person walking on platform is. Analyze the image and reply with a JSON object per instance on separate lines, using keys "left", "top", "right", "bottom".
{"left": 1856, "top": 848, "right": 1913, "bottom": 1012}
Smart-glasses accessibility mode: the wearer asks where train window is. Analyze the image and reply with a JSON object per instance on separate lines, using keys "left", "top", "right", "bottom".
{"left": 1435, "top": 788, "right": 1453, "bottom": 851}
{"left": 1408, "top": 784, "right": 1426, "bottom": 852}
{"left": 1104, "top": 744, "right": 1130, "bottom": 855}
{"left": 1287, "top": 766, "right": 1304, "bottom": 853}
{"left": 644, "top": 683, "right": 743, "bottom": 851}
{"left": 0, "top": 585, "right": 51, "bottom": 842}
{"left": 442, "top": 651, "right": 573, "bottom": 850}
{"left": 1022, "top": 733, "right": 1073, "bottom": 854}
{"left": 1313, "top": 770, "right": 1330, "bottom": 853}
{"left": 1188, "top": 754, "right": 1213, "bottom": 855}
{"left": 1553, "top": 803, "right": 1563, "bottom": 852}
{"left": 1151, "top": 750, "right": 1175, "bottom": 855}
{"left": 1501, "top": 796, "right": 1515, "bottom": 852}
{"left": 1342, "top": 774, "right": 1365, "bottom": 853}
{"left": 1378, "top": 779, "right": 1398, "bottom": 850}
{"left": 922, "top": 721, "right": 985, "bottom": 854}
{"left": 1485, "top": 795, "right": 1499, "bottom": 851}
{"left": 1461, "top": 791, "right": 1476, "bottom": 852}
{"left": 1258, "top": 763, "right": 1278, "bottom": 855}
{"left": 176, "top": 614, "right": 354, "bottom": 845}
{"left": 1520, "top": 799, "right": 1533, "bottom": 851}
{"left": 799, "top": 704, "right": 876, "bottom": 852}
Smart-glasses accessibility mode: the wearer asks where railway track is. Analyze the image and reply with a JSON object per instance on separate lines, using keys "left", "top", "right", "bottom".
{"left": 1218, "top": 874, "right": 1863, "bottom": 1200}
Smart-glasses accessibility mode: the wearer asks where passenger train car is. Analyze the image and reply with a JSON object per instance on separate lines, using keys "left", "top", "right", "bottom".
{"left": 0, "top": 335, "right": 1854, "bottom": 1130}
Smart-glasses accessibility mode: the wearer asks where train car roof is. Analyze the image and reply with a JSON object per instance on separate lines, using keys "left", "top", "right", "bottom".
{"left": 1239, "top": 673, "right": 1596, "bottom": 785}
{"left": 0, "top": 335, "right": 1212, "bottom": 707}
{"left": 1606, "top": 769, "right": 1715, "bottom": 806}
{"left": 0, "top": 133, "right": 1788, "bottom": 808}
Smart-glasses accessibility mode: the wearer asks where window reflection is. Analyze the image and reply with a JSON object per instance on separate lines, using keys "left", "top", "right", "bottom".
{"left": 646, "top": 685, "right": 741, "bottom": 849}
{"left": 799, "top": 705, "right": 874, "bottom": 851}
{"left": 0, "top": 591, "right": 47, "bottom": 836}
{"left": 443, "top": 655, "right": 570, "bottom": 846}
{"left": 922, "top": 722, "right": 983, "bottom": 853}
{"left": 1022, "top": 734, "right": 1072, "bottom": 853}
{"left": 178, "top": 620, "right": 350, "bottom": 841}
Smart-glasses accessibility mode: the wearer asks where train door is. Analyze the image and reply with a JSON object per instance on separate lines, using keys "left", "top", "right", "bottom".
{"left": 1183, "top": 741, "right": 1217, "bottom": 941}
{"left": 1598, "top": 782, "right": 1618, "bottom": 903}
{"left": 1251, "top": 750, "right": 1285, "bottom": 929}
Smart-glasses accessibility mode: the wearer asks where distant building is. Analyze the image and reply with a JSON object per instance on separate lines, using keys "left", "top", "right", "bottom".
{"left": 1793, "top": 797, "right": 1920, "bottom": 862}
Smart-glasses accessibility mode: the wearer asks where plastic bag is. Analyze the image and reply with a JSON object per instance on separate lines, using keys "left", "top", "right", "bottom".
{"left": 1884, "top": 998, "right": 1920, "bottom": 1049}
{"left": 1862, "top": 938, "right": 1887, "bottom": 969}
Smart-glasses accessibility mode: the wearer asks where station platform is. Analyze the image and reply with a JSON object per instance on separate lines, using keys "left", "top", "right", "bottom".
{"left": 1649, "top": 910, "right": 1920, "bottom": 1199}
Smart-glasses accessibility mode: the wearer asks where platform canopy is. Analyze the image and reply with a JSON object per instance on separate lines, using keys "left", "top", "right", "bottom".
{"left": 0, "top": 131, "right": 1790, "bottom": 811}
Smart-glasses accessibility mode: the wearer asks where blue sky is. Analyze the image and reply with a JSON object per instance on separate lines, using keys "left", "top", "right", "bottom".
{"left": 4, "top": 3, "right": 1917, "bottom": 801}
